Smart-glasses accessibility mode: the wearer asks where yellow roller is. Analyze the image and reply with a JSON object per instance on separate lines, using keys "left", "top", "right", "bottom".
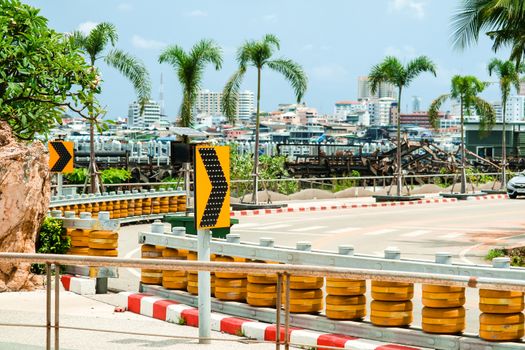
{"left": 326, "top": 278, "right": 366, "bottom": 296}
{"left": 214, "top": 256, "right": 246, "bottom": 279}
{"left": 370, "top": 300, "right": 413, "bottom": 327}
{"left": 422, "top": 307, "right": 465, "bottom": 334}
{"left": 371, "top": 281, "right": 413, "bottom": 301}
{"left": 480, "top": 313, "right": 524, "bottom": 341}
{"left": 289, "top": 276, "right": 323, "bottom": 290}
{"left": 88, "top": 248, "right": 118, "bottom": 257}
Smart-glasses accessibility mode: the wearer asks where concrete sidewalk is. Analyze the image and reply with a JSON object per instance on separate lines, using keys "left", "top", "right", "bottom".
{"left": 0, "top": 290, "right": 273, "bottom": 350}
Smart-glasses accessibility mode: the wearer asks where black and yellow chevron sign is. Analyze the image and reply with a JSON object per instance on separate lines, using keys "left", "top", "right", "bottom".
{"left": 194, "top": 145, "right": 230, "bottom": 230}
{"left": 48, "top": 141, "right": 74, "bottom": 173}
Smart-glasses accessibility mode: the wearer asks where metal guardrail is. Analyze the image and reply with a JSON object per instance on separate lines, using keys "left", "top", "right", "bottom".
{"left": 139, "top": 231, "right": 525, "bottom": 283}
{"left": 1, "top": 252, "right": 524, "bottom": 350}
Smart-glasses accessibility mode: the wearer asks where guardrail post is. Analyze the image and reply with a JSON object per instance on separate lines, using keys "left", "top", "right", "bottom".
{"left": 198, "top": 229, "right": 212, "bottom": 344}
{"left": 284, "top": 272, "right": 291, "bottom": 350}
{"left": 46, "top": 262, "right": 51, "bottom": 350}
{"left": 54, "top": 263, "right": 60, "bottom": 350}
{"left": 276, "top": 273, "right": 282, "bottom": 350}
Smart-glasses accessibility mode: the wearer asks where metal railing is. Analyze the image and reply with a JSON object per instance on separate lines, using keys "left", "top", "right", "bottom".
{"left": 1, "top": 252, "right": 525, "bottom": 350}
{"left": 51, "top": 172, "right": 505, "bottom": 199}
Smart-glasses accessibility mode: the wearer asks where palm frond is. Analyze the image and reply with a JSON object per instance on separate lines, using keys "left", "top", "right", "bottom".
{"left": 475, "top": 96, "right": 496, "bottom": 134}
{"left": 222, "top": 68, "right": 246, "bottom": 123}
{"left": 405, "top": 56, "right": 437, "bottom": 83}
{"left": 267, "top": 59, "right": 308, "bottom": 102}
{"left": 159, "top": 45, "right": 187, "bottom": 68}
{"left": 105, "top": 49, "right": 151, "bottom": 105}
{"left": 428, "top": 94, "right": 450, "bottom": 129}
{"left": 190, "top": 39, "right": 223, "bottom": 70}
{"left": 262, "top": 34, "right": 280, "bottom": 50}
{"left": 368, "top": 56, "right": 404, "bottom": 93}
{"left": 84, "top": 22, "right": 118, "bottom": 61}
{"left": 70, "top": 30, "right": 87, "bottom": 50}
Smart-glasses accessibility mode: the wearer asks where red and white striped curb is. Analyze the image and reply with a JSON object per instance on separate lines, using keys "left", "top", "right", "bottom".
{"left": 230, "top": 198, "right": 459, "bottom": 217}
{"left": 117, "top": 292, "right": 423, "bottom": 350}
{"left": 472, "top": 194, "right": 508, "bottom": 200}
{"left": 61, "top": 275, "right": 95, "bottom": 295}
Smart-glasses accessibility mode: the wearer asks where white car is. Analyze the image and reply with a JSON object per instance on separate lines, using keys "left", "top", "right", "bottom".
{"left": 507, "top": 171, "right": 525, "bottom": 199}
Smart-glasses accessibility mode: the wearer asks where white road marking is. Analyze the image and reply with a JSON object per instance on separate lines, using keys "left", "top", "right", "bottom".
{"left": 124, "top": 246, "right": 141, "bottom": 278}
{"left": 289, "top": 225, "right": 326, "bottom": 232}
{"left": 442, "top": 232, "right": 464, "bottom": 239}
{"left": 459, "top": 234, "right": 515, "bottom": 265}
{"left": 364, "top": 229, "right": 397, "bottom": 236}
{"left": 325, "top": 227, "right": 360, "bottom": 234}
{"left": 401, "top": 230, "right": 431, "bottom": 237}
{"left": 251, "top": 224, "right": 292, "bottom": 230}
{"left": 233, "top": 223, "right": 260, "bottom": 229}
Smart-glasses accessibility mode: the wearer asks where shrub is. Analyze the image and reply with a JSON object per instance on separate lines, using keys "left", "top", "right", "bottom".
{"left": 65, "top": 168, "right": 88, "bottom": 184}
{"left": 32, "top": 217, "right": 71, "bottom": 274}
{"left": 100, "top": 168, "right": 132, "bottom": 184}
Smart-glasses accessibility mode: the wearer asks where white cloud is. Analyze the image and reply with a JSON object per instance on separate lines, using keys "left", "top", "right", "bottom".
{"left": 117, "top": 3, "right": 133, "bottom": 12}
{"left": 185, "top": 10, "right": 208, "bottom": 17}
{"left": 131, "top": 35, "right": 166, "bottom": 50}
{"left": 384, "top": 45, "right": 417, "bottom": 59}
{"left": 77, "top": 21, "right": 98, "bottom": 35}
{"left": 263, "top": 14, "right": 278, "bottom": 22}
{"left": 311, "top": 64, "right": 348, "bottom": 80}
{"left": 388, "top": 0, "right": 426, "bottom": 20}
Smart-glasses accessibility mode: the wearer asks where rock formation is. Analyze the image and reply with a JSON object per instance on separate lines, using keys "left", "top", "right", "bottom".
{"left": 0, "top": 121, "right": 50, "bottom": 291}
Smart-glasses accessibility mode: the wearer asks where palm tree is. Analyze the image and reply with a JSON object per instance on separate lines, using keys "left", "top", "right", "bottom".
{"left": 222, "top": 34, "right": 307, "bottom": 204}
{"left": 159, "top": 39, "right": 223, "bottom": 129}
{"left": 368, "top": 56, "right": 436, "bottom": 197}
{"left": 429, "top": 75, "right": 496, "bottom": 194}
{"left": 452, "top": 0, "right": 525, "bottom": 66}
{"left": 488, "top": 58, "right": 524, "bottom": 188}
{"left": 72, "top": 23, "right": 151, "bottom": 193}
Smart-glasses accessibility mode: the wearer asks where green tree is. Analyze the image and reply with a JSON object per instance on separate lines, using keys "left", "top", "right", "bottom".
{"left": 452, "top": 0, "right": 525, "bottom": 66}
{"left": 222, "top": 34, "right": 308, "bottom": 203}
{"left": 0, "top": 0, "right": 97, "bottom": 140}
{"left": 369, "top": 56, "right": 437, "bottom": 196}
{"left": 159, "top": 39, "right": 223, "bottom": 129}
{"left": 72, "top": 23, "right": 151, "bottom": 194}
{"left": 488, "top": 58, "right": 524, "bottom": 188}
{"left": 429, "top": 75, "right": 496, "bottom": 193}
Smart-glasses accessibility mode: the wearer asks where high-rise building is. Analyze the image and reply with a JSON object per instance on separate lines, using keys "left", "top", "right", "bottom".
{"left": 357, "top": 76, "right": 398, "bottom": 100}
{"left": 237, "top": 90, "right": 255, "bottom": 121}
{"left": 504, "top": 95, "right": 525, "bottom": 122}
{"left": 370, "top": 97, "right": 396, "bottom": 126}
{"left": 412, "top": 96, "right": 422, "bottom": 112}
{"left": 128, "top": 100, "right": 161, "bottom": 128}
{"left": 194, "top": 89, "right": 254, "bottom": 121}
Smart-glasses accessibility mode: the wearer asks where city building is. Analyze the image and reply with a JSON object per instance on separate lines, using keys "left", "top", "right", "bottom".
{"left": 412, "top": 96, "right": 422, "bottom": 112}
{"left": 399, "top": 112, "right": 445, "bottom": 129}
{"left": 370, "top": 97, "right": 396, "bottom": 126}
{"left": 194, "top": 89, "right": 254, "bottom": 121}
{"left": 503, "top": 95, "right": 525, "bottom": 122}
{"left": 334, "top": 100, "right": 367, "bottom": 121}
{"left": 128, "top": 99, "right": 161, "bottom": 128}
{"left": 357, "top": 76, "right": 398, "bottom": 100}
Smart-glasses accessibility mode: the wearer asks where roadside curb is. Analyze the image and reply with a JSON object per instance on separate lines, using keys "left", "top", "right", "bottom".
{"left": 230, "top": 194, "right": 509, "bottom": 217}
{"left": 60, "top": 275, "right": 96, "bottom": 295}
{"left": 230, "top": 197, "right": 459, "bottom": 217}
{"left": 117, "top": 292, "right": 423, "bottom": 350}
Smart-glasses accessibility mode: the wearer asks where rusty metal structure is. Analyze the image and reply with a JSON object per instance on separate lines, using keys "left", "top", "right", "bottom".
{"left": 278, "top": 140, "right": 506, "bottom": 181}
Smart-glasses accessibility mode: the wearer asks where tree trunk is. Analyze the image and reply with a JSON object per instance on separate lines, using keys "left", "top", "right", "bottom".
{"left": 396, "top": 87, "right": 402, "bottom": 196}
{"left": 501, "top": 96, "right": 507, "bottom": 189}
{"left": 89, "top": 120, "right": 97, "bottom": 194}
{"left": 460, "top": 99, "right": 466, "bottom": 194}
{"left": 251, "top": 67, "right": 262, "bottom": 204}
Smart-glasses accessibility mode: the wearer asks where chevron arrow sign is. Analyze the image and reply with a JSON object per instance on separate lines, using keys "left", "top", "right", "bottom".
{"left": 48, "top": 141, "right": 74, "bottom": 173}
{"left": 194, "top": 145, "right": 230, "bottom": 230}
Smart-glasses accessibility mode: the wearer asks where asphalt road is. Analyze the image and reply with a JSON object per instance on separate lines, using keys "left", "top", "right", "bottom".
{"left": 231, "top": 198, "right": 525, "bottom": 264}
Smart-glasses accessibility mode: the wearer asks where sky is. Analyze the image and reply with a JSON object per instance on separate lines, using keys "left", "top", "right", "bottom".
{"left": 28, "top": 0, "right": 510, "bottom": 120}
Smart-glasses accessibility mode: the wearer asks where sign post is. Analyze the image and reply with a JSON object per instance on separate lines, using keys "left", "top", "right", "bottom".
{"left": 194, "top": 145, "right": 230, "bottom": 344}
{"left": 49, "top": 141, "right": 74, "bottom": 197}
